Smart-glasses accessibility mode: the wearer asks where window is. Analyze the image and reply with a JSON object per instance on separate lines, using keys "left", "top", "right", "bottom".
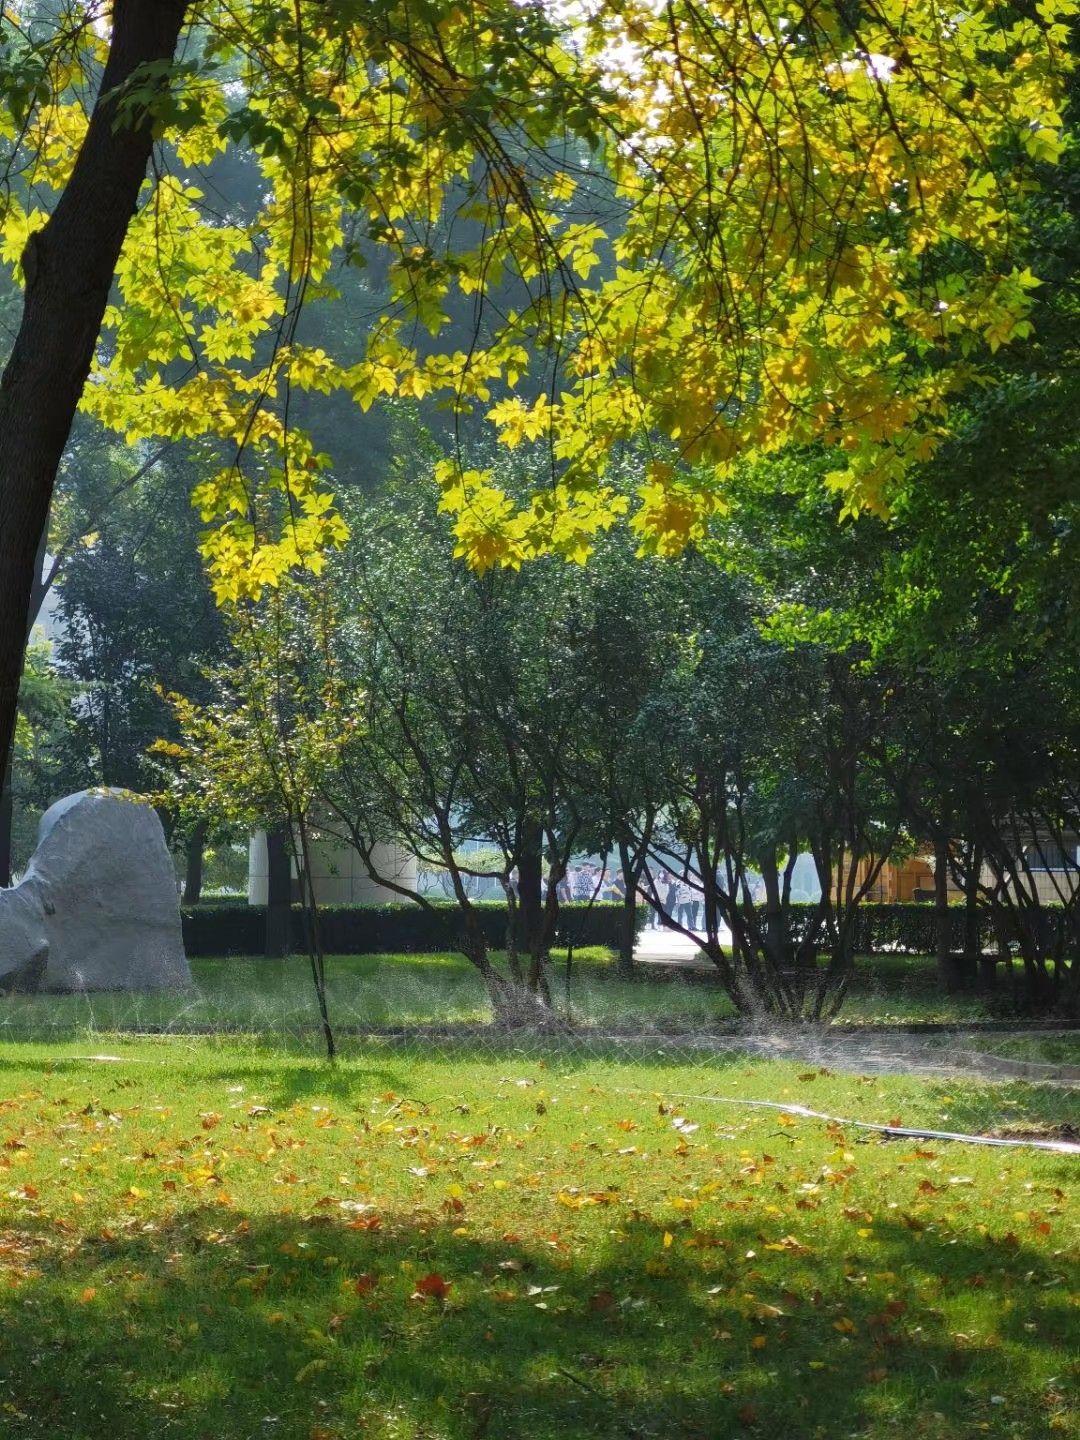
{"left": 1023, "top": 840, "right": 1078, "bottom": 873}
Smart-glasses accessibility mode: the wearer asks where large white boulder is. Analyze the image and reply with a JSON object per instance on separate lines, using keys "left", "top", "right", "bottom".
{"left": 0, "top": 789, "right": 191, "bottom": 993}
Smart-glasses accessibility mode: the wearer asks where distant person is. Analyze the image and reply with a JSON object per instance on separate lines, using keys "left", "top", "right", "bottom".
{"left": 638, "top": 872, "right": 661, "bottom": 928}
{"left": 663, "top": 872, "right": 678, "bottom": 923}
{"left": 677, "top": 879, "right": 697, "bottom": 930}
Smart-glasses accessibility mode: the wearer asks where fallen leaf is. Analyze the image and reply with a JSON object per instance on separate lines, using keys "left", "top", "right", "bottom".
{"left": 413, "top": 1272, "right": 451, "bottom": 1300}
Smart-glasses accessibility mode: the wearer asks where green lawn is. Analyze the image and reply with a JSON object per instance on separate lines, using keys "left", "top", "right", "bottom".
{"left": 0, "top": 949, "right": 1036, "bottom": 1042}
{"left": 0, "top": 1037, "right": 1075, "bottom": 1439}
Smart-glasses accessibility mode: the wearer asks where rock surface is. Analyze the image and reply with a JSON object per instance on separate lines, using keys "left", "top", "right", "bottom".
{"left": 0, "top": 790, "right": 191, "bottom": 992}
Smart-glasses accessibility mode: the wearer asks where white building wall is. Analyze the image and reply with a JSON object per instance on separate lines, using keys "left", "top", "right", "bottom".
{"left": 247, "top": 831, "right": 417, "bottom": 906}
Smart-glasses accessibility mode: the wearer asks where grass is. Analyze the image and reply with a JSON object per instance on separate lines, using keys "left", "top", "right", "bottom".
{"left": 980, "top": 1034, "right": 1080, "bottom": 1066}
{"left": 0, "top": 1035, "right": 1075, "bottom": 1439}
{"left": 0, "top": 948, "right": 1040, "bottom": 1042}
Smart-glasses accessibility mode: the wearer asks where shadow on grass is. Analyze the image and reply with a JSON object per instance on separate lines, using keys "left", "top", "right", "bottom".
{"left": 0, "top": 1196, "right": 1073, "bottom": 1440}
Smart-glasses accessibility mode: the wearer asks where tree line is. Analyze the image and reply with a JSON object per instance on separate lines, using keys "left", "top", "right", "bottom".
{"left": 157, "top": 428, "right": 1080, "bottom": 1025}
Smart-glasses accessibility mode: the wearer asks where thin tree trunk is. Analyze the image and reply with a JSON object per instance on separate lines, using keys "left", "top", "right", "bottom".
{"left": 182, "top": 819, "right": 208, "bottom": 905}
{"left": 296, "top": 812, "right": 335, "bottom": 1060}
{"left": 933, "top": 836, "right": 959, "bottom": 992}
{"left": 616, "top": 839, "right": 637, "bottom": 977}
{"left": 963, "top": 843, "right": 996, "bottom": 990}
{"left": 516, "top": 820, "right": 552, "bottom": 999}
{"left": 265, "top": 824, "right": 293, "bottom": 958}
{"left": 0, "top": 0, "right": 189, "bottom": 778}
{"left": 759, "top": 847, "right": 785, "bottom": 969}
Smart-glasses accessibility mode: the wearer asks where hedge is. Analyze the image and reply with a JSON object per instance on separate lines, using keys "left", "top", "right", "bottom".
{"left": 181, "top": 899, "right": 634, "bottom": 958}
{"left": 183, "top": 897, "right": 1045, "bottom": 961}
{"left": 785, "top": 901, "right": 994, "bottom": 956}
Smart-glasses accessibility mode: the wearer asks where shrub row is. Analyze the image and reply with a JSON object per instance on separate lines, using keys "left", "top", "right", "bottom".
{"left": 185, "top": 897, "right": 1047, "bottom": 961}
{"left": 785, "top": 901, "right": 994, "bottom": 956}
{"left": 181, "top": 899, "right": 633, "bottom": 958}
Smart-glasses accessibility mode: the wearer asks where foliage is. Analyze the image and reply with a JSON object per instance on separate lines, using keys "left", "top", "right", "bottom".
{"left": 180, "top": 900, "right": 636, "bottom": 959}
{"left": 311, "top": 467, "right": 605, "bottom": 1014}
{"left": 701, "top": 372, "right": 1080, "bottom": 1014}
{"left": 160, "top": 583, "right": 363, "bottom": 1055}
{"left": 9, "top": 630, "right": 85, "bottom": 871}
{"left": 159, "top": 585, "right": 357, "bottom": 836}
{"left": 0, "top": 0, "right": 1073, "bottom": 601}
{"left": 51, "top": 442, "right": 229, "bottom": 794}
{"left": 632, "top": 556, "right": 910, "bottom": 1018}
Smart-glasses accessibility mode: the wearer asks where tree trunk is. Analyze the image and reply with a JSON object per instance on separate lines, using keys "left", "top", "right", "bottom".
{"left": 1, "top": 529, "right": 61, "bottom": 886}
{"left": 962, "top": 844, "right": 995, "bottom": 990}
{"left": 933, "top": 837, "right": 960, "bottom": 992}
{"left": 759, "top": 847, "right": 785, "bottom": 969}
{"left": 963, "top": 844, "right": 982, "bottom": 959}
{"left": 515, "top": 821, "right": 553, "bottom": 999}
{"left": 296, "top": 812, "right": 335, "bottom": 1060}
{"left": 182, "top": 820, "right": 208, "bottom": 904}
{"left": 0, "top": 757, "right": 11, "bottom": 888}
{"left": 0, "top": 0, "right": 189, "bottom": 779}
{"left": 461, "top": 910, "right": 551, "bottom": 1025}
{"left": 265, "top": 825, "right": 293, "bottom": 958}
{"left": 616, "top": 839, "right": 637, "bottom": 977}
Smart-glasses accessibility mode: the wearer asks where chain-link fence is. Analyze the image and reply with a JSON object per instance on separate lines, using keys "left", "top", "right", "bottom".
{"left": 3, "top": 937, "right": 1078, "bottom": 1102}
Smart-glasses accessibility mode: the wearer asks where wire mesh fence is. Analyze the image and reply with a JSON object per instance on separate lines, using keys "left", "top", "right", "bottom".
{"left": 2, "top": 943, "right": 1078, "bottom": 1104}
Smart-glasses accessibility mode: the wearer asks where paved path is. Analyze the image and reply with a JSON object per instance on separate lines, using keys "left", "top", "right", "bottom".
{"left": 634, "top": 925, "right": 730, "bottom": 968}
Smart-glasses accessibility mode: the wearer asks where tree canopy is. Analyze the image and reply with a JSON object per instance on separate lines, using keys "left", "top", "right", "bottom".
{"left": 1, "top": 0, "right": 1072, "bottom": 603}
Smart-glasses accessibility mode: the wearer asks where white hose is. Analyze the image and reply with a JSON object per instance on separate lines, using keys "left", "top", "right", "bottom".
{"left": 610, "top": 1088, "right": 1080, "bottom": 1154}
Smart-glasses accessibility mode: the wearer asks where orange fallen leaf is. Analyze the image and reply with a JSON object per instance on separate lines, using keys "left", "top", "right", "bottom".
{"left": 413, "top": 1272, "right": 451, "bottom": 1300}
{"left": 345, "top": 1214, "right": 381, "bottom": 1232}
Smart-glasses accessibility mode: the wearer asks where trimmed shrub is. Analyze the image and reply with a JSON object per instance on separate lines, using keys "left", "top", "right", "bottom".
{"left": 786, "top": 901, "right": 992, "bottom": 956}
{"left": 182, "top": 897, "right": 1014, "bottom": 960}
{"left": 181, "top": 904, "right": 263, "bottom": 956}
{"left": 182, "top": 899, "right": 633, "bottom": 958}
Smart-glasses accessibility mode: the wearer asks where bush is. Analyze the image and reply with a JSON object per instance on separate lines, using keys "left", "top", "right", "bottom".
{"left": 182, "top": 898, "right": 1011, "bottom": 961}
{"left": 785, "top": 901, "right": 992, "bottom": 956}
{"left": 181, "top": 899, "right": 633, "bottom": 958}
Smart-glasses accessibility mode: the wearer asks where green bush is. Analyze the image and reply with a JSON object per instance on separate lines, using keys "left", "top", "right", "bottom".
{"left": 786, "top": 901, "right": 991, "bottom": 955}
{"left": 181, "top": 898, "right": 1013, "bottom": 960}
{"left": 181, "top": 899, "right": 633, "bottom": 958}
